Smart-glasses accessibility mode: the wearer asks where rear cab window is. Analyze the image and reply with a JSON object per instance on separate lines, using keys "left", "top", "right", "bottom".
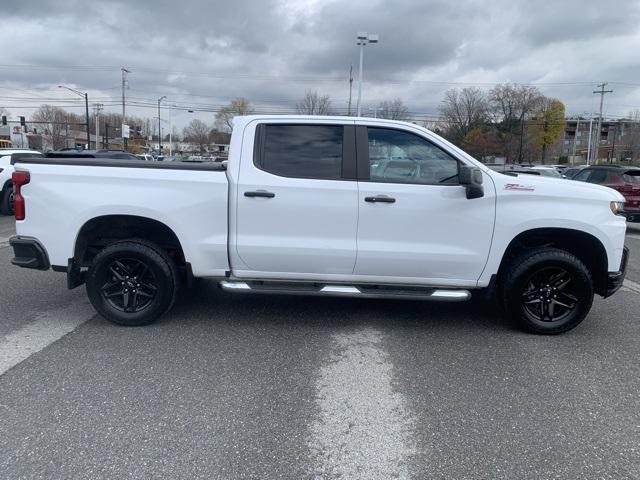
{"left": 254, "top": 124, "right": 347, "bottom": 180}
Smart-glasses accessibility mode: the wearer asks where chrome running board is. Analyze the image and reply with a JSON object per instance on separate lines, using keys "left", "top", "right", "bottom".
{"left": 219, "top": 280, "right": 471, "bottom": 302}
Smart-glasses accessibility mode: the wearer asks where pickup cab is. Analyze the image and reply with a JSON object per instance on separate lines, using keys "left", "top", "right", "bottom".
{"left": 9, "top": 115, "right": 629, "bottom": 334}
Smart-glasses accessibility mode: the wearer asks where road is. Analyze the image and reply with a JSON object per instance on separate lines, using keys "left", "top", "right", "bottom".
{"left": 1, "top": 215, "right": 639, "bottom": 479}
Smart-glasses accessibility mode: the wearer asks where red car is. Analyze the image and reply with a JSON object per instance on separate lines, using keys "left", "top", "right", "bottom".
{"left": 573, "top": 166, "right": 640, "bottom": 221}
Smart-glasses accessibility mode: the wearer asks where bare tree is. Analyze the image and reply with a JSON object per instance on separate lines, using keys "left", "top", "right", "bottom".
{"left": 182, "top": 119, "right": 211, "bottom": 152}
{"left": 377, "top": 98, "right": 409, "bottom": 121}
{"left": 439, "top": 88, "right": 489, "bottom": 144}
{"left": 215, "top": 98, "right": 254, "bottom": 132}
{"left": 489, "top": 84, "right": 544, "bottom": 162}
{"left": 32, "top": 104, "right": 70, "bottom": 150}
{"left": 296, "top": 90, "right": 333, "bottom": 115}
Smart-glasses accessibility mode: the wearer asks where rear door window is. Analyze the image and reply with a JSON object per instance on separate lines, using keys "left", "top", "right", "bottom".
{"left": 256, "top": 124, "right": 344, "bottom": 180}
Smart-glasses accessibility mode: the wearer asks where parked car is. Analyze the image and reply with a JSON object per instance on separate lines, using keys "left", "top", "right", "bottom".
{"left": 487, "top": 164, "right": 562, "bottom": 178}
{"left": 47, "top": 150, "right": 140, "bottom": 160}
{"left": 529, "top": 166, "right": 563, "bottom": 178}
{"left": 572, "top": 165, "right": 640, "bottom": 221}
{"left": 9, "top": 115, "right": 628, "bottom": 334}
{"left": 563, "top": 166, "right": 588, "bottom": 179}
{"left": 0, "top": 149, "right": 43, "bottom": 215}
{"left": 184, "top": 155, "right": 216, "bottom": 162}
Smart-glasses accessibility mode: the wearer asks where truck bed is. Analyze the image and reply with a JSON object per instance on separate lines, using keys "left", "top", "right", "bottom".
{"left": 12, "top": 157, "right": 230, "bottom": 277}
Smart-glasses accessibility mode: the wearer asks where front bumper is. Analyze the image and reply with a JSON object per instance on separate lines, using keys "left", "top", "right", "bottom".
{"left": 605, "top": 246, "right": 628, "bottom": 298}
{"left": 9, "top": 236, "right": 50, "bottom": 271}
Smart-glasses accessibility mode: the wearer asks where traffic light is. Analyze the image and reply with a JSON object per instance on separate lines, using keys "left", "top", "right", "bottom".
{"left": 19, "top": 116, "right": 25, "bottom": 127}
{"left": 1, "top": 116, "right": 6, "bottom": 126}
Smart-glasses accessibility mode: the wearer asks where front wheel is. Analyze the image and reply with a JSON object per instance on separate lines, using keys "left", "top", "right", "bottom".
{"left": 501, "top": 248, "right": 594, "bottom": 334}
{"left": 86, "top": 240, "right": 178, "bottom": 326}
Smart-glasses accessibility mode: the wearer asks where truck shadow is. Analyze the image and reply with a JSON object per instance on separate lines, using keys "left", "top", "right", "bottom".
{"left": 168, "top": 279, "right": 514, "bottom": 334}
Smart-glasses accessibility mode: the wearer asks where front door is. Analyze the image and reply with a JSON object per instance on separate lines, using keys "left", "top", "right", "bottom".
{"left": 234, "top": 122, "right": 359, "bottom": 278}
{"left": 354, "top": 125, "right": 495, "bottom": 286}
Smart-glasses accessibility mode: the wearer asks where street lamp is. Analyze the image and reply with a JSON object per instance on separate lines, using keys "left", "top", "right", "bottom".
{"left": 356, "top": 32, "right": 379, "bottom": 117}
{"left": 58, "top": 85, "right": 90, "bottom": 149}
{"left": 158, "top": 95, "right": 167, "bottom": 154}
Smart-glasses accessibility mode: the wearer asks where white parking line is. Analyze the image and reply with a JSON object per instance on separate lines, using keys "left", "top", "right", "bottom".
{"left": 0, "top": 301, "right": 95, "bottom": 376}
{"left": 0, "top": 236, "right": 11, "bottom": 248}
{"left": 622, "top": 279, "right": 640, "bottom": 295}
{"left": 309, "top": 327, "right": 415, "bottom": 479}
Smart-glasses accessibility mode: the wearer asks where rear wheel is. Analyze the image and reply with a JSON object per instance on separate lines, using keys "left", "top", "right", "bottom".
{"left": 501, "top": 248, "right": 594, "bottom": 334}
{"left": 86, "top": 240, "right": 178, "bottom": 326}
{"left": 0, "top": 187, "right": 13, "bottom": 215}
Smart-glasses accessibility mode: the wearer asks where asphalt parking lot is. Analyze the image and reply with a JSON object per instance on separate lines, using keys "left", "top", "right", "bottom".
{"left": 1, "top": 215, "right": 639, "bottom": 479}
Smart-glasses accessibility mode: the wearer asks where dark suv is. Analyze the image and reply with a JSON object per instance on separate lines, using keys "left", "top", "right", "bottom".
{"left": 46, "top": 149, "right": 140, "bottom": 160}
{"left": 572, "top": 166, "right": 640, "bottom": 221}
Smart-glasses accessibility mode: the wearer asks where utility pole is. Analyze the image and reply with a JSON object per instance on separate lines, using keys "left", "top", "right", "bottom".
{"left": 105, "top": 124, "right": 109, "bottom": 149}
{"left": 590, "top": 82, "right": 613, "bottom": 164}
{"left": 94, "top": 103, "right": 103, "bottom": 149}
{"left": 571, "top": 118, "right": 580, "bottom": 165}
{"left": 121, "top": 67, "right": 130, "bottom": 150}
{"left": 586, "top": 118, "right": 593, "bottom": 164}
{"left": 83, "top": 92, "right": 90, "bottom": 149}
{"left": 610, "top": 123, "right": 618, "bottom": 163}
{"left": 347, "top": 64, "right": 353, "bottom": 116}
{"left": 158, "top": 96, "right": 166, "bottom": 155}
{"left": 169, "top": 104, "right": 174, "bottom": 156}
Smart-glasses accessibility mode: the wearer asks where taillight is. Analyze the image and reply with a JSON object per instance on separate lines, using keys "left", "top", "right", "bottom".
{"left": 12, "top": 171, "right": 30, "bottom": 221}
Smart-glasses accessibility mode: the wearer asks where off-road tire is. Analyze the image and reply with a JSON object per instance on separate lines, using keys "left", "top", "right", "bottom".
{"left": 501, "top": 248, "right": 594, "bottom": 334}
{"left": 86, "top": 239, "right": 179, "bottom": 326}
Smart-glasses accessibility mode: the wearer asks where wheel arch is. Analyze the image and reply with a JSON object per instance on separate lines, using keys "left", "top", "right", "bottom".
{"left": 497, "top": 227, "right": 609, "bottom": 296}
{"left": 73, "top": 214, "right": 187, "bottom": 268}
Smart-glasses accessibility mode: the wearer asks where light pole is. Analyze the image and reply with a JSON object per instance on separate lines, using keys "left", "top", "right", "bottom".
{"left": 158, "top": 96, "right": 167, "bottom": 154}
{"left": 59, "top": 85, "right": 90, "bottom": 148}
{"left": 356, "top": 32, "right": 379, "bottom": 117}
{"left": 94, "top": 103, "right": 103, "bottom": 149}
{"left": 169, "top": 104, "right": 174, "bottom": 156}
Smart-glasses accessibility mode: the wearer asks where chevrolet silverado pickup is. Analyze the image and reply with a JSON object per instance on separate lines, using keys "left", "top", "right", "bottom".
{"left": 9, "top": 115, "right": 629, "bottom": 334}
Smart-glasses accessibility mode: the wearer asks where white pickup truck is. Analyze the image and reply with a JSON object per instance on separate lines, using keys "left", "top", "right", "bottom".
{"left": 9, "top": 115, "right": 629, "bottom": 334}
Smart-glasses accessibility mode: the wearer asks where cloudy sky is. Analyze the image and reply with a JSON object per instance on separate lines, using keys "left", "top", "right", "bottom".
{"left": 2, "top": 0, "right": 640, "bottom": 129}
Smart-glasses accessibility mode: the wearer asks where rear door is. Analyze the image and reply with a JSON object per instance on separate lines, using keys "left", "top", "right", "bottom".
{"left": 233, "top": 121, "right": 359, "bottom": 277}
{"left": 354, "top": 124, "right": 496, "bottom": 285}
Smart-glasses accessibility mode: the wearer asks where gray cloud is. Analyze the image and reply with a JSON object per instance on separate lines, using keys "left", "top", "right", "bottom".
{"left": 2, "top": 0, "right": 640, "bottom": 127}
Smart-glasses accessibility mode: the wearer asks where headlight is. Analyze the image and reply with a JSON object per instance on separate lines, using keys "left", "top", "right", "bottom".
{"left": 610, "top": 201, "right": 625, "bottom": 215}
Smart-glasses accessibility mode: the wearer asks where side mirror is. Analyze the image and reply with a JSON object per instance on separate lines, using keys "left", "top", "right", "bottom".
{"left": 459, "top": 165, "right": 484, "bottom": 199}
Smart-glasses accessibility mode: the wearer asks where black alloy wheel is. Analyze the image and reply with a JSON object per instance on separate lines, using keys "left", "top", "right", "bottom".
{"left": 521, "top": 266, "right": 578, "bottom": 323}
{"left": 501, "top": 248, "right": 594, "bottom": 334}
{"left": 101, "top": 258, "right": 158, "bottom": 313}
{"left": 86, "top": 240, "right": 178, "bottom": 326}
